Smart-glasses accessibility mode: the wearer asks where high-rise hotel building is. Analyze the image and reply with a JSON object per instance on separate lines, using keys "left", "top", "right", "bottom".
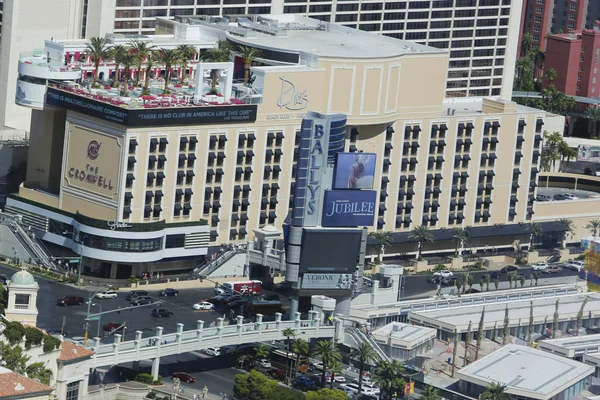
{"left": 8, "top": 15, "right": 563, "bottom": 277}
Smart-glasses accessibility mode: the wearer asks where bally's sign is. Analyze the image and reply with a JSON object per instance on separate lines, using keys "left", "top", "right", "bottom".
{"left": 302, "top": 273, "right": 353, "bottom": 290}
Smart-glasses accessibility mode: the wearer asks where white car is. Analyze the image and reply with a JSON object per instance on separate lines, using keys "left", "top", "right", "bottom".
{"left": 313, "top": 362, "right": 324, "bottom": 371}
{"left": 531, "top": 261, "right": 548, "bottom": 270}
{"left": 563, "top": 193, "right": 579, "bottom": 200}
{"left": 432, "top": 270, "right": 453, "bottom": 278}
{"left": 258, "top": 359, "right": 272, "bottom": 368}
{"left": 564, "top": 261, "right": 585, "bottom": 271}
{"left": 352, "top": 377, "right": 373, "bottom": 386}
{"left": 203, "top": 347, "right": 221, "bottom": 356}
{"left": 362, "top": 383, "right": 381, "bottom": 395}
{"left": 193, "top": 301, "right": 214, "bottom": 310}
{"left": 339, "top": 383, "right": 377, "bottom": 396}
{"left": 96, "top": 291, "right": 118, "bottom": 299}
{"left": 333, "top": 375, "right": 346, "bottom": 383}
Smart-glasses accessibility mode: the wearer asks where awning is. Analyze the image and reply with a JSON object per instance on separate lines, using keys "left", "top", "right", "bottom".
{"left": 177, "top": 171, "right": 185, "bottom": 177}
{"left": 440, "top": 124, "right": 448, "bottom": 131}
{"left": 380, "top": 190, "right": 388, "bottom": 198}
{"left": 266, "top": 149, "right": 273, "bottom": 156}
{"left": 233, "top": 200, "right": 240, "bottom": 207}
{"left": 518, "top": 120, "right": 527, "bottom": 127}
{"left": 243, "top": 185, "right": 251, "bottom": 191}
{"left": 205, "top": 187, "right": 213, "bottom": 194}
{"left": 513, "top": 168, "right": 521, "bottom": 174}
{"left": 219, "top": 135, "right": 227, "bottom": 142}
{"left": 489, "top": 154, "right": 497, "bottom": 160}
{"left": 509, "top": 209, "right": 517, "bottom": 216}
{"left": 212, "top": 201, "right": 221, "bottom": 208}
{"left": 458, "top": 123, "right": 465, "bottom": 131}
{"left": 144, "top": 205, "right": 152, "bottom": 213}
{"left": 245, "top": 167, "right": 253, "bottom": 173}
{"left": 210, "top": 230, "right": 218, "bottom": 237}
{"left": 381, "top": 176, "right": 390, "bottom": 183}
{"left": 128, "top": 156, "right": 136, "bottom": 163}
{"left": 150, "top": 138, "right": 158, "bottom": 145}
{"left": 269, "top": 212, "right": 277, "bottom": 218}
{"left": 273, "top": 165, "right": 281, "bottom": 172}
{"left": 490, "top": 137, "right": 499, "bottom": 143}
{"left": 516, "top": 136, "right": 525, "bottom": 142}
{"left": 212, "top": 215, "right": 220, "bottom": 223}
{"left": 185, "top": 188, "right": 194, "bottom": 195}
{"left": 515, "top": 151, "right": 523, "bottom": 157}
{"left": 267, "top": 132, "right": 275, "bottom": 139}
{"left": 234, "top": 185, "right": 242, "bottom": 192}
{"left": 385, "top": 143, "right": 393, "bottom": 150}
{"left": 218, "top": 151, "right": 226, "bottom": 158}
{"left": 238, "top": 134, "right": 247, "bottom": 141}
{"left": 461, "top": 172, "right": 469, "bottom": 177}
{"left": 189, "top": 136, "right": 198, "bottom": 144}
{"left": 237, "top": 150, "right": 245, "bottom": 157}
{"left": 431, "top": 124, "right": 439, "bottom": 132}
{"left": 492, "top": 121, "right": 500, "bottom": 128}
{"left": 216, "top": 168, "right": 224, "bottom": 175}
{"left": 276, "top": 132, "right": 285, "bottom": 139}
{"left": 179, "top": 154, "right": 187, "bottom": 160}
{"left": 271, "top": 183, "right": 280, "bottom": 190}
{"left": 129, "top": 138, "right": 138, "bottom": 146}
{"left": 174, "top": 204, "right": 182, "bottom": 211}
{"left": 413, "top": 125, "right": 422, "bottom": 132}
{"left": 264, "top": 166, "right": 272, "bottom": 172}
{"left": 147, "top": 172, "right": 155, "bottom": 179}
{"left": 154, "top": 190, "right": 163, "bottom": 197}
{"left": 232, "top": 214, "right": 240, "bottom": 221}
{"left": 487, "top": 170, "right": 495, "bottom": 177}
{"left": 157, "top": 172, "right": 165, "bottom": 179}
{"left": 159, "top": 138, "right": 168, "bottom": 145}
{"left": 149, "top": 155, "right": 157, "bottom": 162}
{"left": 466, "top": 122, "right": 474, "bottom": 129}
{"left": 411, "top": 142, "right": 420, "bottom": 148}
{"left": 153, "top": 205, "right": 162, "bottom": 213}
{"left": 484, "top": 122, "right": 491, "bottom": 129}
{"left": 208, "top": 152, "right": 216, "bottom": 159}
{"left": 464, "top": 138, "right": 473, "bottom": 145}
{"left": 124, "top": 192, "right": 133, "bottom": 199}
{"left": 230, "top": 229, "right": 238, "bottom": 235}
{"left": 239, "top": 228, "right": 247, "bottom": 235}
{"left": 127, "top": 173, "right": 135, "bottom": 181}
{"left": 242, "top": 199, "right": 250, "bottom": 207}
{"left": 248, "top": 133, "right": 256, "bottom": 140}
{"left": 483, "top": 210, "right": 491, "bottom": 218}
{"left": 405, "top": 126, "right": 413, "bottom": 134}
{"left": 261, "top": 198, "right": 269, "bottom": 205}
{"left": 246, "top": 150, "right": 255, "bottom": 157}
{"left": 422, "top": 215, "right": 430, "bottom": 222}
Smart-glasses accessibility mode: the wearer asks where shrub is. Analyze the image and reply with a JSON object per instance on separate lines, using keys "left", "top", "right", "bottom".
{"left": 134, "top": 373, "right": 154, "bottom": 384}
{"left": 4, "top": 321, "right": 25, "bottom": 345}
{"left": 67, "top": 276, "right": 78, "bottom": 284}
{"left": 515, "top": 256, "right": 527, "bottom": 265}
{"left": 43, "top": 334, "right": 61, "bottom": 354}
{"left": 145, "top": 393, "right": 156, "bottom": 399}
{"left": 24, "top": 326, "right": 43, "bottom": 349}
{"left": 152, "top": 375, "right": 162, "bottom": 385}
{"left": 433, "top": 264, "right": 446, "bottom": 272}
{"left": 576, "top": 254, "right": 585, "bottom": 261}
{"left": 129, "top": 276, "right": 140, "bottom": 284}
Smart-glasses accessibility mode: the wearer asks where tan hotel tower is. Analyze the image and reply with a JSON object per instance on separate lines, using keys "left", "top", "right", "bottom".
{"left": 7, "top": 15, "right": 563, "bottom": 277}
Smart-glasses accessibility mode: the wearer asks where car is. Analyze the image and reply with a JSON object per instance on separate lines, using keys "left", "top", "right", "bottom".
{"left": 313, "top": 362, "right": 324, "bottom": 371}
{"left": 46, "top": 329, "right": 68, "bottom": 337}
{"left": 490, "top": 271, "right": 501, "bottom": 279}
{"left": 340, "top": 383, "right": 377, "bottom": 396}
{"left": 564, "top": 261, "right": 585, "bottom": 271}
{"left": 193, "top": 301, "right": 214, "bottom": 310}
{"left": 427, "top": 276, "right": 442, "bottom": 284}
{"left": 353, "top": 377, "right": 374, "bottom": 386}
{"left": 432, "top": 270, "right": 453, "bottom": 278}
{"left": 293, "top": 376, "right": 318, "bottom": 391}
{"left": 274, "top": 281, "right": 292, "bottom": 291}
{"left": 553, "top": 194, "right": 569, "bottom": 201}
{"left": 151, "top": 308, "right": 173, "bottom": 317}
{"left": 0, "top": 274, "right": 8, "bottom": 283}
{"left": 361, "top": 384, "right": 381, "bottom": 396}
{"left": 532, "top": 261, "right": 548, "bottom": 270}
{"left": 203, "top": 347, "right": 221, "bottom": 356}
{"left": 172, "top": 372, "right": 195, "bottom": 383}
{"left": 126, "top": 290, "right": 149, "bottom": 301}
{"left": 441, "top": 276, "right": 458, "bottom": 286}
{"left": 56, "top": 296, "right": 84, "bottom": 306}
{"left": 543, "top": 266, "right": 561, "bottom": 274}
{"left": 103, "top": 322, "right": 124, "bottom": 332}
{"left": 158, "top": 288, "right": 178, "bottom": 297}
{"left": 563, "top": 193, "right": 579, "bottom": 200}
{"left": 464, "top": 288, "right": 480, "bottom": 294}
{"left": 500, "top": 265, "right": 518, "bottom": 273}
{"left": 536, "top": 194, "right": 553, "bottom": 202}
{"left": 267, "top": 368, "right": 286, "bottom": 380}
{"left": 131, "top": 296, "right": 153, "bottom": 306}
{"left": 214, "top": 294, "right": 234, "bottom": 302}
{"left": 332, "top": 374, "right": 346, "bottom": 383}
{"left": 258, "top": 359, "right": 272, "bottom": 368}
{"left": 96, "top": 290, "right": 118, "bottom": 299}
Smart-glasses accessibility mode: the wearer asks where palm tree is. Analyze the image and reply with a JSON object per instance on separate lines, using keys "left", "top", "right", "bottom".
{"left": 109, "top": 44, "right": 128, "bottom": 87}
{"left": 552, "top": 299, "right": 560, "bottom": 339}
{"left": 576, "top": 296, "right": 588, "bottom": 336}
{"left": 527, "top": 301, "right": 534, "bottom": 346}
{"left": 130, "top": 39, "right": 153, "bottom": 85}
{"left": 368, "top": 231, "right": 392, "bottom": 263}
{"left": 493, "top": 278, "right": 500, "bottom": 290}
{"left": 520, "top": 32, "right": 534, "bottom": 57}
{"left": 465, "top": 274, "right": 474, "bottom": 294}
{"left": 451, "top": 227, "right": 469, "bottom": 258}
{"left": 177, "top": 44, "right": 198, "bottom": 83}
{"left": 237, "top": 45, "right": 262, "bottom": 83}
{"left": 587, "top": 219, "right": 600, "bottom": 238}
{"left": 585, "top": 106, "right": 600, "bottom": 137}
{"left": 373, "top": 360, "right": 405, "bottom": 399}
{"left": 311, "top": 340, "right": 342, "bottom": 387}
{"left": 328, "top": 360, "right": 343, "bottom": 389}
{"left": 142, "top": 51, "right": 156, "bottom": 95}
{"left": 545, "top": 67, "right": 557, "bottom": 85}
{"left": 282, "top": 327, "right": 296, "bottom": 383}
{"left": 291, "top": 338, "right": 309, "bottom": 379}
{"left": 544, "top": 131, "right": 563, "bottom": 154}
{"left": 421, "top": 385, "right": 440, "bottom": 400}
{"left": 482, "top": 273, "right": 491, "bottom": 291}
{"left": 350, "top": 342, "right": 379, "bottom": 396}
{"left": 526, "top": 222, "right": 543, "bottom": 250}
{"left": 119, "top": 52, "right": 139, "bottom": 95}
{"left": 557, "top": 218, "right": 574, "bottom": 247}
{"left": 156, "top": 48, "right": 183, "bottom": 93}
{"left": 534, "top": 271, "right": 540, "bottom": 286}
{"left": 451, "top": 330, "right": 458, "bottom": 378}
{"left": 529, "top": 272, "right": 534, "bottom": 287}
{"left": 481, "top": 382, "right": 511, "bottom": 400}
{"left": 254, "top": 344, "right": 269, "bottom": 362}
{"left": 86, "top": 37, "right": 110, "bottom": 83}
{"left": 408, "top": 225, "right": 435, "bottom": 260}
{"left": 463, "top": 320, "right": 472, "bottom": 366}
{"left": 475, "top": 307, "right": 485, "bottom": 360}
{"left": 200, "top": 40, "right": 232, "bottom": 94}
{"left": 502, "top": 304, "right": 509, "bottom": 345}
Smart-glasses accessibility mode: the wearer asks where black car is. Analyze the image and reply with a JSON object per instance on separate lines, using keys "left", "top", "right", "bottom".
{"left": 427, "top": 276, "right": 441, "bottom": 284}
{"left": 274, "top": 281, "right": 292, "bottom": 291}
{"left": 501, "top": 265, "right": 518, "bottom": 273}
{"left": 464, "top": 288, "right": 480, "bottom": 294}
{"left": 131, "top": 296, "right": 154, "bottom": 306}
{"left": 158, "top": 288, "right": 178, "bottom": 297}
{"left": 490, "top": 271, "right": 501, "bottom": 279}
{"left": 151, "top": 308, "right": 174, "bottom": 318}
{"left": 126, "top": 290, "right": 149, "bottom": 301}
{"left": 441, "top": 276, "right": 458, "bottom": 286}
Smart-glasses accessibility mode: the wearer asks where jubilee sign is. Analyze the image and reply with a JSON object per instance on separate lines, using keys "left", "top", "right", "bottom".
{"left": 46, "top": 88, "right": 257, "bottom": 127}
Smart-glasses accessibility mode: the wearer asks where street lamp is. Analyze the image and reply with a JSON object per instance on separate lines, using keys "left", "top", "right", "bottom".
{"left": 91, "top": 303, "right": 102, "bottom": 338}
{"left": 84, "top": 286, "right": 110, "bottom": 346}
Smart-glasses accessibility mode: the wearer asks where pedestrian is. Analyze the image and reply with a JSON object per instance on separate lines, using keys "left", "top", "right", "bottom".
{"left": 193, "top": 394, "right": 198, "bottom": 400}
{"left": 202, "top": 386, "right": 208, "bottom": 398}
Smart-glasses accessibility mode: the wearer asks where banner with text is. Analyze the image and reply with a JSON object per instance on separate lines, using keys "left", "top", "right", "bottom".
{"left": 321, "top": 190, "right": 376, "bottom": 227}
{"left": 302, "top": 273, "right": 353, "bottom": 290}
{"left": 578, "top": 144, "right": 600, "bottom": 163}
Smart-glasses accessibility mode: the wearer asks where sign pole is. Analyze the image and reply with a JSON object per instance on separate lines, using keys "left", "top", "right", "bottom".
{"left": 61, "top": 316, "right": 66, "bottom": 336}
{"left": 77, "top": 243, "right": 83, "bottom": 286}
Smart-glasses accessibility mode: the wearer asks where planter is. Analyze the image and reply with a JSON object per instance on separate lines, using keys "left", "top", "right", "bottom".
{"left": 410, "top": 259, "right": 429, "bottom": 272}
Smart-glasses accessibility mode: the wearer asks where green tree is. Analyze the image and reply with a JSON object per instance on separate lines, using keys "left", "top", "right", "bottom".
{"left": 529, "top": 272, "right": 534, "bottom": 287}
{"left": 130, "top": 39, "right": 154, "bottom": 86}
{"left": 368, "top": 231, "right": 392, "bottom": 263}
{"left": 267, "top": 385, "right": 304, "bottom": 400}
{"left": 282, "top": 327, "right": 296, "bottom": 383}
{"left": 482, "top": 273, "right": 491, "bottom": 291}
{"left": 586, "top": 219, "right": 600, "bottom": 237}
{"left": 233, "top": 370, "right": 278, "bottom": 400}
{"left": 109, "top": 44, "right": 128, "bottom": 87}
{"left": 557, "top": 218, "right": 574, "bottom": 246}
{"left": 507, "top": 272, "right": 514, "bottom": 289}
{"left": 558, "top": 141, "right": 577, "bottom": 172}
{"left": 86, "top": 37, "right": 110, "bottom": 83}
{"left": 254, "top": 344, "right": 269, "bottom": 362}
{"left": 493, "top": 278, "right": 500, "bottom": 290}
{"left": 421, "top": 385, "right": 440, "bottom": 400}
{"left": 24, "top": 326, "right": 43, "bottom": 349}
{"left": 552, "top": 299, "right": 560, "bottom": 339}
{"left": 237, "top": 45, "right": 262, "bottom": 84}
{"left": 177, "top": 44, "right": 198, "bottom": 83}
{"left": 156, "top": 48, "right": 183, "bottom": 93}
{"left": 465, "top": 274, "right": 474, "bottom": 294}
{"left": 119, "top": 51, "right": 140, "bottom": 95}
{"left": 585, "top": 106, "right": 600, "bottom": 137}
{"left": 576, "top": 296, "right": 589, "bottom": 336}
{"left": 519, "top": 275, "right": 526, "bottom": 288}
{"left": 520, "top": 32, "right": 534, "bottom": 57}
{"left": 452, "top": 227, "right": 469, "bottom": 257}
{"left": 475, "top": 307, "right": 485, "bottom": 360}
{"left": 481, "top": 382, "right": 511, "bottom": 400}
{"left": 545, "top": 67, "right": 557, "bottom": 85}
{"left": 327, "top": 360, "right": 343, "bottom": 389}
{"left": 350, "top": 341, "right": 379, "bottom": 396}
{"left": 200, "top": 40, "right": 232, "bottom": 94}
{"left": 408, "top": 225, "right": 435, "bottom": 260}
{"left": 526, "top": 222, "right": 543, "bottom": 250}
{"left": 544, "top": 131, "right": 564, "bottom": 154}
{"left": 311, "top": 340, "right": 342, "bottom": 387}
{"left": 5, "top": 161, "right": 27, "bottom": 194}
{"left": 306, "top": 388, "right": 348, "bottom": 400}
{"left": 0, "top": 342, "right": 29, "bottom": 373}
{"left": 26, "top": 362, "right": 52, "bottom": 385}
{"left": 142, "top": 51, "right": 156, "bottom": 95}
{"left": 291, "top": 338, "right": 309, "bottom": 379}
{"left": 538, "top": 85, "right": 576, "bottom": 114}
{"left": 502, "top": 304, "right": 510, "bottom": 345}
{"left": 373, "top": 360, "right": 406, "bottom": 399}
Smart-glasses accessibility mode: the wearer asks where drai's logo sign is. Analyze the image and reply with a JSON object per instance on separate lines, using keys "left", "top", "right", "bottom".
{"left": 87, "top": 140, "right": 101, "bottom": 160}
{"left": 302, "top": 273, "right": 353, "bottom": 290}
{"left": 307, "top": 124, "right": 325, "bottom": 215}
{"left": 107, "top": 220, "right": 132, "bottom": 230}
{"left": 277, "top": 76, "right": 308, "bottom": 111}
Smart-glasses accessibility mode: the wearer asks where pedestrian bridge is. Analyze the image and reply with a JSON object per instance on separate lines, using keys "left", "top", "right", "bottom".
{"left": 89, "top": 312, "right": 339, "bottom": 377}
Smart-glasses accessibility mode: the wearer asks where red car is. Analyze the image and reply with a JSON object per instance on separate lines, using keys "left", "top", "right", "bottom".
{"left": 56, "top": 296, "right": 85, "bottom": 306}
{"left": 172, "top": 372, "right": 195, "bottom": 383}
{"left": 103, "top": 322, "right": 124, "bottom": 332}
{"left": 267, "top": 368, "right": 285, "bottom": 380}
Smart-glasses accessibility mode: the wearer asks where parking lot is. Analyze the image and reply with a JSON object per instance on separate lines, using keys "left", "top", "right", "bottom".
{"left": 536, "top": 187, "right": 599, "bottom": 200}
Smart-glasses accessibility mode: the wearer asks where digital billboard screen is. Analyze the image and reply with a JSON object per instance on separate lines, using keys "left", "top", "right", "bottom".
{"left": 578, "top": 145, "right": 600, "bottom": 163}
{"left": 333, "top": 152, "right": 376, "bottom": 189}
{"left": 321, "top": 190, "right": 376, "bottom": 227}
{"left": 299, "top": 228, "right": 362, "bottom": 273}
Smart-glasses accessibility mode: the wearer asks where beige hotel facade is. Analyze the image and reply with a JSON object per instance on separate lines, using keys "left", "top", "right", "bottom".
{"left": 7, "top": 15, "right": 566, "bottom": 277}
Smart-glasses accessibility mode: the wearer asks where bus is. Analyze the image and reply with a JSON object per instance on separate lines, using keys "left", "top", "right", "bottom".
{"left": 270, "top": 349, "right": 309, "bottom": 374}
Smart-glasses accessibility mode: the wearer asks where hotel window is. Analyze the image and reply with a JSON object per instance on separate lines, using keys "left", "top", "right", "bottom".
{"left": 569, "top": 23, "right": 575, "bottom": 30}
{"left": 158, "top": 138, "right": 168, "bottom": 153}
{"left": 150, "top": 138, "right": 158, "bottom": 153}
{"left": 569, "top": 13, "right": 575, "bottom": 20}
{"left": 179, "top": 137, "right": 188, "bottom": 152}
{"left": 218, "top": 135, "right": 227, "bottom": 150}
{"left": 593, "top": 87, "right": 596, "bottom": 93}
{"left": 186, "top": 170, "right": 195, "bottom": 185}
{"left": 157, "top": 155, "right": 166, "bottom": 169}
{"left": 209, "top": 135, "right": 217, "bottom": 150}
{"left": 189, "top": 136, "right": 198, "bottom": 151}
{"left": 146, "top": 173, "right": 155, "bottom": 186}
{"left": 275, "top": 132, "right": 284, "bottom": 147}
{"left": 129, "top": 139, "right": 138, "bottom": 154}
{"left": 596, "top": 49, "right": 600, "bottom": 64}
{"left": 187, "top": 154, "right": 196, "bottom": 168}
{"left": 178, "top": 155, "right": 186, "bottom": 169}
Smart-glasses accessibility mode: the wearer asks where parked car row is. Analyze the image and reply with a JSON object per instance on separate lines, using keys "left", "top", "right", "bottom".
{"left": 536, "top": 193, "right": 579, "bottom": 202}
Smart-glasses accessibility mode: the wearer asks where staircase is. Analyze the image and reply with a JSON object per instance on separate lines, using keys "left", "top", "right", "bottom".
{"left": 0, "top": 213, "right": 57, "bottom": 270}
{"left": 346, "top": 327, "right": 391, "bottom": 363}
{"left": 194, "top": 246, "right": 247, "bottom": 277}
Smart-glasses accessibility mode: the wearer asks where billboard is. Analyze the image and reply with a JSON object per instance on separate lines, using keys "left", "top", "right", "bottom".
{"left": 333, "top": 152, "right": 376, "bottom": 189}
{"left": 299, "top": 228, "right": 361, "bottom": 273}
{"left": 321, "top": 190, "right": 376, "bottom": 227}
{"left": 302, "top": 273, "right": 353, "bottom": 290}
{"left": 46, "top": 88, "right": 257, "bottom": 126}
{"left": 578, "top": 145, "right": 600, "bottom": 163}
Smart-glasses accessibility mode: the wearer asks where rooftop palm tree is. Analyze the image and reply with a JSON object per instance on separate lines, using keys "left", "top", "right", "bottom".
{"left": 311, "top": 340, "right": 341, "bottom": 388}
{"left": 585, "top": 106, "right": 600, "bottom": 138}
{"left": 200, "top": 40, "right": 232, "bottom": 94}
{"left": 451, "top": 227, "right": 469, "bottom": 258}
{"left": 109, "top": 44, "right": 128, "bottom": 88}
{"left": 526, "top": 222, "right": 543, "bottom": 250}
{"left": 368, "top": 230, "right": 392, "bottom": 263}
{"left": 557, "top": 218, "right": 574, "bottom": 247}
{"left": 156, "top": 48, "right": 183, "bottom": 93}
{"left": 130, "top": 39, "right": 154, "bottom": 86}
{"left": 142, "top": 51, "right": 156, "bottom": 95}
{"left": 586, "top": 219, "right": 600, "bottom": 238}
{"left": 408, "top": 225, "right": 435, "bottom": 260}
{"left": 282, "top": 327, "right": 296, "bottom": 383}
{"left": 177, "top": 44, "right": 198, "bottom": 83}
{"left": 481, "top": 382, "right": 511, "bottom": 400}
{"left": 350, "top": 341, "right": 379, "bottom": 396}
{"left": 237, "top": 45, "right": 262, "bottom": 83}
{"left": 421, "top": 385, "right": 440, "bottom": 400}
{"left": 291, "top": 338, "right": 309, "bottom": 379}
{"left": 86, "top": 37, "right": 110, "bottom": 83}
{"left": 119, "top": 52, "right": 139, "bottom": 95}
